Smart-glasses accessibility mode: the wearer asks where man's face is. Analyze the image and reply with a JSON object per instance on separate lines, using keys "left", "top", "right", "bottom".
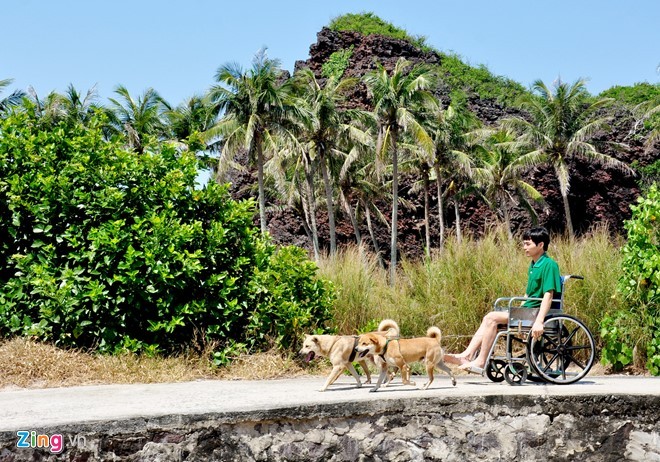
{"left": 523, "top": 239, "right": 544, "bottom": 259}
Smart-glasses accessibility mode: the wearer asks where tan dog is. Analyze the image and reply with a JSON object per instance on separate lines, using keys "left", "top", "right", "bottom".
{"left": 299, "top": 319, "right": 399, "bottom": 392}
{"left": 356, "top": 326, "right": 456, "bottom": 392}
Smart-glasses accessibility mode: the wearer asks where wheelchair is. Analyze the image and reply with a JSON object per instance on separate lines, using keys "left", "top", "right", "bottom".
{"left": 483, "top": 275, "right": 596, "bottom": 386}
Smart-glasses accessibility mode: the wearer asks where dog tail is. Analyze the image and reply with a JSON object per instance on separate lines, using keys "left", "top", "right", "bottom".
{"left": 426, "top": 326, "right": 442, "bottom": 342}
{"left": 378, "top": 319, "right": 400, "bottom": 336}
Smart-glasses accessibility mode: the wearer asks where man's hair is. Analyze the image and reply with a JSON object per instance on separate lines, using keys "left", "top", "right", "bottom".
{"left": 523, "top": 227, "right": 550, "bottom": 250}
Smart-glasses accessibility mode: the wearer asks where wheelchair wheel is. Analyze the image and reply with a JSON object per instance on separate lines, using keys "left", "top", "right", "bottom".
{"left": 504, "top": 362, "right": 527, "bottom": 386}
{"left": 485, "top": 359, "right": 506, "bottom": 382}
{"left": 527, "top": 314, "right": 595, "bottom": 384}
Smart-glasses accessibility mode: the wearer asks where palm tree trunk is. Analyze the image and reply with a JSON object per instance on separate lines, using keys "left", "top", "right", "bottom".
{"left": 561, "top": 189, "right": 575, "bottom": 239}
{"left": 502, "top": 197, "right": 513, "bottom": 239}
{"left": 390, "top": 130, "right": 399, "bottom": 286}
{"left": 555, "top": 165, "right": 575, "bottom": 238}
{"left": 423, "top": 168, "right": 431, "bottom": 258}
{"left": 434, "top": 164, "right": 446, "bottom": 248}
{"left": 304, "top": 156, "right": 320, "bottom": 261}
{"left": 256, "top": 142, "right": 267, "bottom": 234}
{"left": 320, "top": 153, "right": 337, "bottom": 254}
{"left": 340, "top": 189, "right": 362, "bottom": 245}
{"left": 454, "top": 199, "right": 462, "bottom": 244}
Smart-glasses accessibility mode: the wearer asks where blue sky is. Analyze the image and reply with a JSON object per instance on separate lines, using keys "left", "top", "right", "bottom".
{"left": 4, "top": 0, "right": 659, "bottom": 107}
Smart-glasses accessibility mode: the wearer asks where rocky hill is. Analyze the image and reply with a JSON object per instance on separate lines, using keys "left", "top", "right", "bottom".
{"left": 237, "top": 27, "right": 657, "bottom": 258}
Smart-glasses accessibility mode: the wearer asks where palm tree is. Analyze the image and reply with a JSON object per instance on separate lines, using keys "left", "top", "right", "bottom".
{"left": 26, "top": 87, "right": 66, "bottom": 124}
{"left": 363, "top": 58, "right": 436, "bottom": 284}
{"left": 473, "top": 130, "right": 544, "bottom": 237}
{"left": 428, "top": 100, "right": 479, "bottom": 247}
{"left": 293, "top": 69, "right": 366, "bottom": 254}
{"left": 205, "top": 49, "right": 296, "bottom": 234}
{"left": 339, "top": 140, "right": 391, "bottom": 266}
{"left": 632, "top": 97, "right": 660, "bottom": 151}
{"left": 504, "top": 78, "right": 634, "bottom": 237}
{"left": 267, "top": 128, "right": 322, "bottom": 261}
{"left": 59, "top": 84, "right": 101, "bottom": 126}
{"left": 106, "top": 85, "right": 167, "bottom": 154}
{"left": 164, "top": 94, "right": 218, "bottom": 152}
{"left": 0, "top": 79, "right": 25, "bottom": 115}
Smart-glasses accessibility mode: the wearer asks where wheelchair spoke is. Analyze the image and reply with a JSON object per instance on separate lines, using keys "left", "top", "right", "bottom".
{"left": 527, "top": 314, "right": 596, "bottom": 384}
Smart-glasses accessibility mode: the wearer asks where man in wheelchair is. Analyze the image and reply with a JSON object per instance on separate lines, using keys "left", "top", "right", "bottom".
{"left": 445, "top": 227, "right": 562, "bottom": 374}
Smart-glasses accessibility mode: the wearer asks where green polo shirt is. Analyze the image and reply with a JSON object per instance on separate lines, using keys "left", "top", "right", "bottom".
{"left": 523, "top": 252, "right": 562, "bottom": 308}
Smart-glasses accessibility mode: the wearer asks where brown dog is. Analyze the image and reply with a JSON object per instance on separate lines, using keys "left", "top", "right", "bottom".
{"left": 356, "top": 326, "right": 456, "bottom": 392}
{"left": 299, "top": 319, "right": 399, "bottom": 392}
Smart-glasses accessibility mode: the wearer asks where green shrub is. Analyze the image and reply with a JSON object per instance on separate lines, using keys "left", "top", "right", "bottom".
{"left": 600, "top": 184, "right": 660, "bottom": 374}
{"left": 321, "top": 47, "right": 354, "bottom": 80}
{"left": 0, "top": 110, "right": 335, "bottom": 357}
{"left": 438, "top": 54, "right": 528, "bottom": 106}
{"left": 599, "top": 82, "right": 660, "bottom": 105}
{"left": 620, "top": 184, "right": 660, "bottom": 307}
{"left": 600, "top": 312, "right": 634, "bottom": 370}
{"left": 247, "top": 246, "right": 335, "bottom": 351}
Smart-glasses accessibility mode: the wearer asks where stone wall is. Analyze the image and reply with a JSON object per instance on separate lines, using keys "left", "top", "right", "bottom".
{"left": 1, "top": 394, "right": 658, "bottom": 461}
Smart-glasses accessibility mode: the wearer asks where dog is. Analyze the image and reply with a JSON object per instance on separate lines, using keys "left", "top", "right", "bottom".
{"left": 356, "top": 326, "right": 456, "bottom": 392}
{"left": 299, "top": 319, "right": 399, "bottom": 392}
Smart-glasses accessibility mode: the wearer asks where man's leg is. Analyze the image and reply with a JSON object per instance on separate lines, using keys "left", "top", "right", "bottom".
{"left": 460, "top": 311, "right": 508, "bottom": 369}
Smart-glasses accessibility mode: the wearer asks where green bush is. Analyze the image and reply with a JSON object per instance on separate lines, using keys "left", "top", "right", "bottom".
{"left": 599, "top": 82, "right": 660, "bottom": 105}
{"left": 601, "top": 184, "right": 660, "bottom": 374}
{"left": 620, "top": 184, "right": 660, "bottom": 307}
{"left": 247, "top": 246, "right": 335, "bottom": 351}
{"left": 438, "top": 54, "right": 528, "bottom": 106}
{"left": 321, "top": 47, "right": 354, "bottom": 80}
{"left": 0, "top": 110, "right": 335, "bottom": 356}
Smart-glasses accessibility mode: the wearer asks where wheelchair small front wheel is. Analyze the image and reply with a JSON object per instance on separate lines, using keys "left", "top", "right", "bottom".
{"left": 504, "top": 362, "right": 527, "bottom": 386}
{"left": 486, "top": 359, "right": 506, "bottom": 382}
{"left": 527, "top": 314, "right": 596, "bottom": 384}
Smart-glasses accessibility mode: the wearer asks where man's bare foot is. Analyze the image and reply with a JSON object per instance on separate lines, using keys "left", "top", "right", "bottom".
{"left": 445, "top": 354, "right": 472, "bottom": 366}
{"left": 458, "top": 361, "right": 485, "bottom": 372}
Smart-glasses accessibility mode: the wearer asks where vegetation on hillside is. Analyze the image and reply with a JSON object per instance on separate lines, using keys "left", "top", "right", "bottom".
{"left": 599, "top": 82, "right": 660, "bottom": 105}
{"left": 329, "top": 12, "right": 431, "bottom": 51}
{"left": 328, "top": 12, "right": 528, "bottom": 105}
{"left": 436, "top": 53, "right": 528, "bottom": 105}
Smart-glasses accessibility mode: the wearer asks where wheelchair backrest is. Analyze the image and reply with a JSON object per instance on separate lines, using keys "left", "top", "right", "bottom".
{"left": 554, "top": 274, "right": 583, "bottom": 310}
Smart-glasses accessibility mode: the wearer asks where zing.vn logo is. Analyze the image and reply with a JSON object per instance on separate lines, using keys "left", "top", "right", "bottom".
{"left": 16, "top": 431, "right": 64, "bottom": 454}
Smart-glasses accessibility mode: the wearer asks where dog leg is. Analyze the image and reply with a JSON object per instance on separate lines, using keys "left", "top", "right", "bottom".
{"left": 358, "top": 360, "right": 372, "bottom": 384}
{"left": 320, "top": 366, "right": 345, "bottom": 392}
{"left": 369, "top": 366, "right": 389, "bottom": 392}
{"left": 436, "top": 360, "right": 457, "bottom": 387}
{"left": 400, "top": 362, "right": 416, "bottom": 387}
{"left": 346, "top": 363, "right": 363, "bottom": 388}
{"left": 421, "top": 362, "right": 434, "bottom": 390}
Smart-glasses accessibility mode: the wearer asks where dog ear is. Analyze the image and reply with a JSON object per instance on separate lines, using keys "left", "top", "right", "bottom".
{"left": 312, "top": 337, "right": 319, "bottom": 343}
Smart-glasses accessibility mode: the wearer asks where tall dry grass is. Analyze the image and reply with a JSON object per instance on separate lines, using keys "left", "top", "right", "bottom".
{"left": 318, "top": 226, "right": 624, "bottom": 353}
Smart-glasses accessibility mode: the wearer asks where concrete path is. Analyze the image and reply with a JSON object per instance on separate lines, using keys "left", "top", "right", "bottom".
{"left": 1, "top": 375, "right": 658, "bottom": 432}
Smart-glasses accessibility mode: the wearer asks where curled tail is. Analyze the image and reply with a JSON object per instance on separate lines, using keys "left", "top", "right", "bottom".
{"left": 378, "top": 319, "right": 400, "bottom": 337}
{"left": 426, "top": 326, "right": 442, "bottom": 342}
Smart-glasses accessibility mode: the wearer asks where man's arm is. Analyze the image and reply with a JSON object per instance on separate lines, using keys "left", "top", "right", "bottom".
{"left": 531, "top": 290, "right": 554, "bottom": 340}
